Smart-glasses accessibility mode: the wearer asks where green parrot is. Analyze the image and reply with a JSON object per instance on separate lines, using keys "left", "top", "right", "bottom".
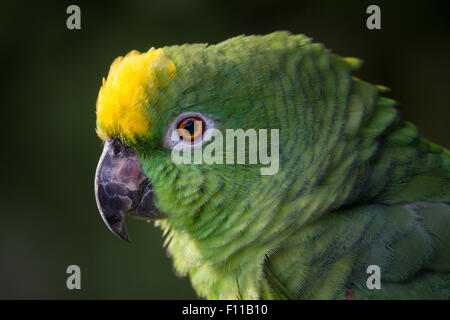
{"left": 94, "top": 31, "right": 450, "bottom": 299}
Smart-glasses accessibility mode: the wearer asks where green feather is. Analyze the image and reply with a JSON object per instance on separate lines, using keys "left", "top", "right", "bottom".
{"left": 123, "top": 31, "right": 450, "bottom": 299}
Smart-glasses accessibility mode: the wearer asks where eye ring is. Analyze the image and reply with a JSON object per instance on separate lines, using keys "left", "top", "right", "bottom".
{"left": 163, "top": 112, "right": 216, "bottom": 150}
{"left": 177, "top": 117, "right": 205, "bottom": 142}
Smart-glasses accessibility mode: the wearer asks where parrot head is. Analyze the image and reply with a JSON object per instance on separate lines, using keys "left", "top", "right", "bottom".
{"left": 94, "top": 43, "right": 280, "bottom": 243}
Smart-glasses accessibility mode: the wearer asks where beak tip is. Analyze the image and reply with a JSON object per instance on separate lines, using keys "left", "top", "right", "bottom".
{"left": 111, "top": 224, "right": 132, "bottom": 243}
{"left": 120, "top": 234, "right": 132, "bottom": 244}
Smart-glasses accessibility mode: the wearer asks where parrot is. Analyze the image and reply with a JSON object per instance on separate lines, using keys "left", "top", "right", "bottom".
{"left": 94, "top": 31, "right": 450, "bottom": 299}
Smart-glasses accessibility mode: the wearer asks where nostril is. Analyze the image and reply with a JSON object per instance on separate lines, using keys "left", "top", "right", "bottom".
{"left": 111, "top": 139, "right": 123, "bottom": 156}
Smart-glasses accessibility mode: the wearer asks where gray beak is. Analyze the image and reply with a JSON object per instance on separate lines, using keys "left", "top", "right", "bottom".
{"left": 94, "top": 139, "right": 166, "bottom": 242}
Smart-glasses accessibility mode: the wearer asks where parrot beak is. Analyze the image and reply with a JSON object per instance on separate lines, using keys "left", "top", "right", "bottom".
{"left": 94, "top": 139, "right": 166, "bottom": 242}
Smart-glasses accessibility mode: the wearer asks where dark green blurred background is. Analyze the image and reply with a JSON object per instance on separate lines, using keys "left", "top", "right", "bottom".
{"left": 0, "top": 0, "right": 449, "bottom": 299}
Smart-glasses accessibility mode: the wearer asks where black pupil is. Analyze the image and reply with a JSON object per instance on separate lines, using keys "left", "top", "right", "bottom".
{"left": 183, "top": 119, "right": 196, "bottom": 135}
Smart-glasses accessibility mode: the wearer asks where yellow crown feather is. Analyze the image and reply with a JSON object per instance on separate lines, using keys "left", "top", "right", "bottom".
{"left": 96, "top": 48, "right": 176, "bottom": 142}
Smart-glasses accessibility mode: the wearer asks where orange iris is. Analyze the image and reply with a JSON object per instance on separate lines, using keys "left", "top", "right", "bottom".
{"left": 177, "top": 117, "right": 204, "bottom": 141}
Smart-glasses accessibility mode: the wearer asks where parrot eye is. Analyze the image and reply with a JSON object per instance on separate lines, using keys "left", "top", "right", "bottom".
{"left": 177, "top": 117, "right": 205, "bottom": 142}
{"left": 163, "top": 112, "right": 216, "bottom": 150}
